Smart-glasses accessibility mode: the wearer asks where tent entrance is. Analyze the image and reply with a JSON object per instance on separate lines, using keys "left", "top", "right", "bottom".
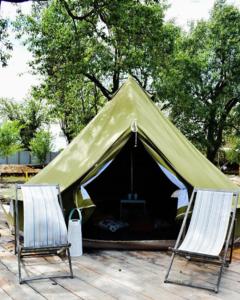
{"left": 83, "top": 136, "right": 181, "bottom": 241}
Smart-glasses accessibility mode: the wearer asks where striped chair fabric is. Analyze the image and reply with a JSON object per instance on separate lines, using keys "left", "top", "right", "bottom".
{"left": 178, "top": 190, "right": 233, "bottom": 256}
{"left": 22, "top": 185, "right": 68, "bottom": 248}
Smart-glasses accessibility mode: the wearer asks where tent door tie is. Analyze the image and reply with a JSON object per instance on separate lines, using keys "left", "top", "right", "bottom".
{"left": 131, "top": 119, "right": 138, "bottom": 147}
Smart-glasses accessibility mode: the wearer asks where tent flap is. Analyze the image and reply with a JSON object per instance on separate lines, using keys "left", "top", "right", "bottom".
{"left": 159, "top": 164, "right": 189, "bottom": 209}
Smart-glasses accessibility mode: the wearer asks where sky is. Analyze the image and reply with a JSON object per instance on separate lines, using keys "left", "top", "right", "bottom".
{"left": 0, "top": 0, "right": 240, "bottom": 149}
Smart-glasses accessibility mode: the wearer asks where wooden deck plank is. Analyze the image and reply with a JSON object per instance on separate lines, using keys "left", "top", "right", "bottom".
{"left": 72, "top": 255, "right": 185, "bottom": 300}
{"left": 0, "top": 254, "right": 81, "bottom": 300}
{"left": 71, "top": 258, "right": 151, "bottom": 300}
{"left": 138, "top": 251, "right": 240, "bottom": 298}
{"left": 37, "top": 255, "right": 149, "bottom": 300}
{"left": 27, "top": 279, "right": 81, "bottom": 300}
{"left": 1, "top": 243, "right": 240, "bottom": 300}
{"left": 1, "top": 215, "right": 240, "bottom": 300}
{"left": 103, "top": 250, "right": 240, "bottom": 300}
{"left": 0, "top": 264, "right": 45, "bottom": 300}
{"left": 43, "top": 257, "right": 116, "bottom": 300}
{"left": 85, "top": 250, "right": 221, "bottom": 300}
{"left": 55, "top": 276, "right": 116, "bottom": 300}
{"left": 134, "top": 250, "right": 240, "bottom": 292}
{"left": 0, "top": 286, "right": 12, "bottom": 300}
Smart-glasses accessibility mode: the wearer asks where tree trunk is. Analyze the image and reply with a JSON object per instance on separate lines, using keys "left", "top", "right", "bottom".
{"left": 59, "top": 120, "right": 72, "bottom": 144}
{"left": 206, "top": 111, "right": 218, "bottom": 163}
{"left": 62, "top": 127, "right": 72, "bottom": 143}
{"left": 206, "top": 109, "right": 224, "bottom": 163}
{"left": 206, "top": 145, "right": 218, "bottom": 163}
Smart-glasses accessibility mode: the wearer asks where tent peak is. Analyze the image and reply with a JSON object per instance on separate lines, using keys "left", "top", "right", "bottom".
{"left": 126, "top": 74, "right": 142, "bottom": 87}
{"left": 127, "top": 74, "right": 136, "bottom": 82}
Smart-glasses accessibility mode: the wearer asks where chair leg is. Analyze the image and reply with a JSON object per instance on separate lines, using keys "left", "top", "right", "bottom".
{"left": 165, "top": 252, "right": 225, "bottom": 293}
{"left": 18, "top": 247, "right": 23, "bottom": 284}
{"left": 215, "top": 260, "right": 225, "bottom": 293}
{"left": 228, "top": 218, "right": 236, "bottom": 265}
{"left": 66, "top": 247, "right": 73, "bottom": 278}
{"left": 164, "top": 252, "right": 176, "bottom": 283}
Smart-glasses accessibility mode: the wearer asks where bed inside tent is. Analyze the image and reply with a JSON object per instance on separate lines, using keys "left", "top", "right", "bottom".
{"left": 81, "top": 135, "right": 189, "bottom": 244}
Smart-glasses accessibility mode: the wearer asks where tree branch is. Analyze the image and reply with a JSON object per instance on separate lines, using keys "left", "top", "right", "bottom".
{"left": 200, "top": 77, "right": 226, "bottom": 105}
{"left": 224, "top": 96, "right": 240, "bottom": 114}
{"left": 59, "top": 0, "right": 96, "bottom": 21}
{"left": 84, "top": 73, "right": 111, "bottom": 100}
{"left": 59, "top": 0, "right": 107, "bottom": 23}
{"left": 215, "top": 96, "right": 240, "bottom": 148}
{"left": 130, "top": 73, "right": 143, "bottom": 88}
{"left": 112, "top": 48, "right": 120, "bottom": 93}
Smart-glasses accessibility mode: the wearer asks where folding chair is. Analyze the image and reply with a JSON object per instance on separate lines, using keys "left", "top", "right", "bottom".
{"left": 165, "top": 188, "right": 239, "bottom": 293}
{"left": 15, "top": 184, "right": 73, "bottom": 284}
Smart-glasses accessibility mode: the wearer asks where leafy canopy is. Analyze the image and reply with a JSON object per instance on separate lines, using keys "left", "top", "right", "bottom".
{"left": 156, "top": 0, "right": 240, "bottom": 161}
{"left": 226, "top": 137, "right": 240, "bottom": 164}
{"left": 14, "top": 0, "right": 240, "bottom": 163}
{"left": 15, "top": 0, "right": 179, "bottom": 141}
{"left": 0, "top": 97, "right": 50, "bottom": 149}
{"left": 0, "top": 18, "right": 12, "bottom": 67}
{"left": 29, "top": 130, "right": 53, "bottom": 164}
{"left": 0, "top": 121, "right": 23, "bottom": 157}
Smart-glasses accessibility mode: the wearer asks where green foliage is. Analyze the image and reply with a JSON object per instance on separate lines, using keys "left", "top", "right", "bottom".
{"left": 15, "top": 0, "right": 179, "bottom": 142}
{"left": 0, "top": 18, "right": 12, "bottom": 67}
{"left": 0, "top": 121, "right": 22, "bottom": 157}
{"left": 14, "top": 0, "right": 240, "bottom": 160}
{"left": 156, "top": 1, "right": 240, "bottom": 161}
{"left": 29, "top": 130, "right": 52, "bottom": 165}
{"left": 0, "top": 97, "right": 50, "bottom": 149}
{"left": 226, "top": 137, "right": 240, "bottom": 165}
{"left": 33, "top": 77, "right": 105, "bottom": 142}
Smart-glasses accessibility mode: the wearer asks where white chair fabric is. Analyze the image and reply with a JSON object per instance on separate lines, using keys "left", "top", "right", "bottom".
{"left": 178, "top": 190, "right": 233, "bottom": 256}
{"left": 22, "top": 185, "right": 68, "bottom": 248}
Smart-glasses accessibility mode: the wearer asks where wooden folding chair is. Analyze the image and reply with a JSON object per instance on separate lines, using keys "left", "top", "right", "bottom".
{"left": 165, "top": 188, "right": 239, "bottom": 293}
{"left": 15, "top": 184, "right": 73, "bottom": 283}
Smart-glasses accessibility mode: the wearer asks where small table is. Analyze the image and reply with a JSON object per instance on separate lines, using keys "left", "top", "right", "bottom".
{"left": 120, "top": 199, "right": 146, "bottom": 219}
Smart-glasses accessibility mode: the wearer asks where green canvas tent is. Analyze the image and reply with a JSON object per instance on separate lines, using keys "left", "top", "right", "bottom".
{"left": 19, "top": 76, "right": 240, "bottom": 240}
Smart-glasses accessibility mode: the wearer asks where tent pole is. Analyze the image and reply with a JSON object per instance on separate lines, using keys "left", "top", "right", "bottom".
{"left": 131, "top": 149, "right": 133, "bottom": 195}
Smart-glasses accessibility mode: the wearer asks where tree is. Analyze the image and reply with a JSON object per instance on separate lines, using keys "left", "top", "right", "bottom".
{"left": 29, "top": 130, "right": 52, "bottom": 165}
{"left": 0, "top": 121, "right": 22, "bottom": 160}
{"left": 15, "top": 0, "right": 179, "bottom": 141}
{"left": 155, "top": 0, "right": 240, "bottom": 162}
{"left": 0, "top": 18, "right": 12, "bottom": 67}
{"left": 0, "top": 97, "right": 49, "bottom": 149}
{"left": 33, "top": 76, "right": 105, "bottom": 142}
{"left": 226, "top": 136, "right": 240, "bottom": 175}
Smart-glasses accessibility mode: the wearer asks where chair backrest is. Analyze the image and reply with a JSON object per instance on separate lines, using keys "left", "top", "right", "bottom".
{"left": 21, "top": 185, "right": 68, "bottom": 248}
{"left": 179, "top": 190, "right": 234, "bottom": 256}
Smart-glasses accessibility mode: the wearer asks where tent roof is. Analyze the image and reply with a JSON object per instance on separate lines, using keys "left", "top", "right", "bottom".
{"left": 29, "top": 76, "right": 237, "bottom": 192}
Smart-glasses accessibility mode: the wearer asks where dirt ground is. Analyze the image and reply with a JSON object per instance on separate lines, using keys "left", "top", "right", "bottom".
{"left": 0, "top": 176, "right": 27, "bottom": 203}
{"left": 228, "top": 175, "right": 240, "bottom": 187}
{"left": 0, "top": 164, "right": 40, "bottom": 175}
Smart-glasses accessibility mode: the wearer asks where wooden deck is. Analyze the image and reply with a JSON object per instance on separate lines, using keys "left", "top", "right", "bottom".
{"left": 0, "top": 216, "right": 240, "bottom": 299}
